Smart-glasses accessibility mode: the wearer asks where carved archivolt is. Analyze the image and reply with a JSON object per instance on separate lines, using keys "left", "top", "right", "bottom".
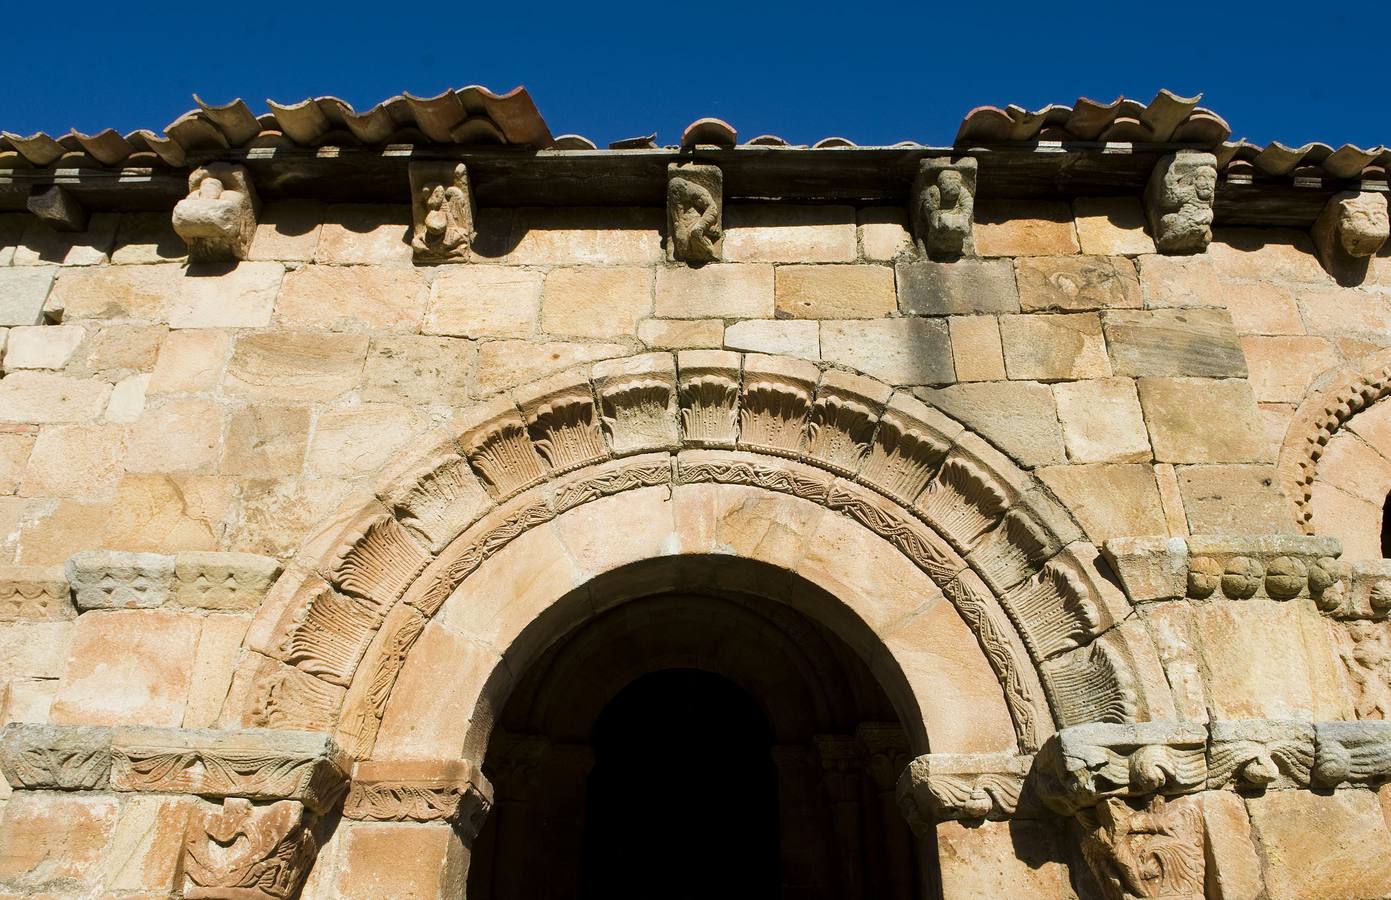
{"left": 231, "top": 352, "right": 1153, "bottom": 760}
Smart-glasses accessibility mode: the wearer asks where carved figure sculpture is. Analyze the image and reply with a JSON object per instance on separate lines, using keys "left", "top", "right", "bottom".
{"left": 667, "top": 163, "right": 723, "bottom": 263}
{"left": 172, "top": 163, "right": 259, "bottom": 261}
{"left": 1080, "top": 796, "right": 1204, "bottom": 900}
{"left": 409, "top": 161, "right": 476, "bottom": 262}
{"left": 1340, "top": 621, "right": 1391, "bottom": 720}
{"left": 911, "top": 158, "right": 976, "bottom": 259}
{"left": 181, "top": 798, "right": 317, "bottom": 900}
{"left": 1313, "top": 190, "right": 1389, "bottom": 276}
{"left": 1144, "top": 151, "right": 1216, "bottom": 254}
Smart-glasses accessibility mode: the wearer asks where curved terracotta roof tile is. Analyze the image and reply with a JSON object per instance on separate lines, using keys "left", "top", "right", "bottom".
{"left": 681, "top": 118, "right": 736, "bottom": 149}
{"left": 553, "top": 134, "right": 598, "bottom": 151}
{"left": 812, "top": 136, "right": 857, "bottom": 149}
{"left": 957, "top": 90, "right": 1231, "bottom": 147}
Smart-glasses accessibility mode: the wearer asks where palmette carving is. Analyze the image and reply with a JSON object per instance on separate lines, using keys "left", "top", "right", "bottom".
{"left": 740, "top": 377, "right": 813, "bottom": 455}
{"left": 804, "top": 394, "right": 878, "bottom": 475}
{"left": 181, "top": 798, "right": 317, "bottom": 900}
{"left": 599, "top": 379, "right": 676, "bottom": 454}
{"left": 331, "top": 515, "right": 429, "bottom": 608}
{"left": 251, "top": 662, "right": 345, "bottom": 732}
{"left": 917, "top": 455, "right": 1013, "bottom": 550}
{"left": 526, "top": 390, "right": 607, "bottom": 473}
{"left": 464, "top": 416, "right": 548, "bottom": 498}
{"left": 1080, "top": 796, "right": 1204, "bottom": 900}
{"left": 284, "top": 584, "right": 382, "bottom": 686}
{"left": 0, "top": 724, "right": 112, "bottom": 790}
{"left": 1003, "top": 558, "right": 1101, "bottom": 660}
{"left": 389, "top": 454, "right": 488, "bottom": 552}
{"left": 1045, "top": 640, "right": 1137, "bottom": 727}
{"left": 858, "top": 411, "right": 950, "bottom": 503}
{"left": 970, "top": 507, "right": 1059, "bottom": 592}
{"left": 679, "top": 373, "right": 740, "bottom": 445}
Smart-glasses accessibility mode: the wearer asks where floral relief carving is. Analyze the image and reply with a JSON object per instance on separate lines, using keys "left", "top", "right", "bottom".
{"left": 804, "top": 393, "right": 879, "bottom": 475}
{"left": 598, "top": 379, "right": 677, "bottom": 454}
{"left": 387, "top": 453, "right": 490, "bottom": 553}
{"left": 895, "top": 752, "right": 1030, "bottom": 828}
{"left": 1079, "top": 796, "right": 1205, "bottom": 900}
{"left": 463, "top": 411, "right": 548, "bottom": 499}
{"left": 0, "top": 724, "right": 112, "bottom": 790}
{"left": 858, "top": 409, "right": 951, "bottom": 504}
{"left": 1003, "top": 557, "right": 1102, "bottom": 660}
{"left": 1044, "top": 641, "right": 1138, "bottom": 728}
{"left": 917, "top": 455, "right": 1014, "bottom": 551}
{"left": 740, "top": 375, "right": 814, "bottom": 456}
{"left": 524, "top": 388, "right": 607, "bottom": 474}
{"left": 284, "top": 583, "right": 383, "bottom": 687}
{"left": 250, "top": 660, "right": 345, "bottom": 732}
{"left": 181, "top": 798, "right": 317, "bottom": 900}
{"left": 330, "top": 514, "right": 429, "bottom": 609}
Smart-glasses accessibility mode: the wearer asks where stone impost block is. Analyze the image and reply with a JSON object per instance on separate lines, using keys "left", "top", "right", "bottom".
{"left": 1102, "top": 534, "right": 1343, "bottom": 606}
{"left": 1206, "top": 719, "right": 1314, "bottom": 791}
{"left": 0, "top": 722, "right": 113, "bottom": 790}
{"left": 171, "top": 163, "right": 259, "bottom": 262}
{"left": 911, "top": 157, "right": 976, "bottom": 259}
{"left": 409, "top": 161, "right": 476, "bottom": 263}
{"left": 109, "top": 727, "right": 349, "bottom": 813}
{"left": 65, "top": 550, "right": 176, "bottom": 610}
{"left": 173, "top": 551, "right": 283, "bottom": 610}
{"left": 895, "top": 752, "right": 1032, "bottom": 831}
{"left": 1334, "top": 559, "right": 1391, "bottom": 619}
{"left": 1101, "top": 536, "right": 1189, "bottom": 604}
{"left": 667, "top": 162, "right": 723, "bottom": 263}
{"left": 0, "top": 564, "right": 73, "bottom": 620}
{"left": 1145, "top": 151, "right": 1216, "bottom": 254}
{"left": 1312, "top": 190, "right": 1389, "bottom": 278}
{"left": 1034, "top": 721, "right": 1208, "bottom": 815}
{"left": 343, "top": 758, "right": 492, "bottom": 834}
{"left": 1311, "top": 720, "right": 1391, "bottom": 789}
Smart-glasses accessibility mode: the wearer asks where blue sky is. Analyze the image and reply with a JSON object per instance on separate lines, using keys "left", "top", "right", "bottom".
{"left": 2, "top": 2, "right": 1373, "bottom": 149}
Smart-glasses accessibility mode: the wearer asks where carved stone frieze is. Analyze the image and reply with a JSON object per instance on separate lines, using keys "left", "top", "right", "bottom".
{"left": 1035, "top": 722, "right": 1208, "bottom": 815}
{"left": 593, "top": 354, "right": 680, "bottom": 455}
{"left": 0, "top": 565, "right": 73, "bottom": 620}
{"left": 917, "top": 453, "right": 1016, "bottom": 551}
{"left": 110, "top": 728, "right": 349, "bottom": 813}
{"left": 283, "top": 581, "right": 385, "bottom": 686}
{"left": 969, "top": 504, "right": 1061, "bottom": 593}
{"left": 329, "top": 513, "right": 430, "bottom": 609}
{"left": 1311, "top": 720, "right": 1391, "bottom": 787}
{"left": 1100, "top": 534, "right": 1344, "bottom": 607}
{"left": 826, "top": 482, "right": 966, "bottom": 585}
{"left": 66, "top": 549, "right": 175, "bottom": 610}
{"left": 1206, "top": 719, "right": 1314, "bottom": 790}
{"left": 1144, "top": 150, "right": 1216, "bottom": 254}
{"left": 1042, "top": 639, "right": 1138, "bottom": 727}
{"left": 1335, "top": 619, "right": 1391, "bottom": 720}
{"left": 181, "top": 798, "right": 317, "bottom": 900}
{"left": 249, "top": 657, "right": 346, "bottom": 732}
{"left": 667, "top": 162, "right": 723, "bottom": 263}
{"left": 1312, "top": 190, "right": 1389, "bottom": 276}
{"left": 677, "top": 350, "right": 741, "bottom": 446}
{"left": 1326, "top": 560, "right": 1391, "bottom": 620}
{"left": 896, "top": 752, "right": 1031, "bottom": 829}
{"left": 0, "top": 724, "right": 112, "bottom": 790}
{"left": 676, "top": 450, "right": 832, "bottom": 506}
{"left": 409, "top": 160, "right": 476, "bottom": 262}
{"left": 335, "top": 604, "right": 428, "bottom": 759}
{"left": 911, "top": 157, "right": 976, "bottom": 259}
{"left": 1003, "top": 553, "right": 1105, "bottom": 660}
{"left": 384, "top": 452, "right": 491, "bottom": 553}
{"left": 802, "top": 370, "right": 889, "bottom": 476}
{"left": 739, "top": 356, "right": 817, "bottom": 456}
{"left": 1079, "top": 796, "right": 1205, "bottom": 900}
{"left": 172, "top": 162, "right": 259, "bottom": 261}
{"left": 858, "top": 396, "right": 953, "bottom": 504}
{"left": 551, "top": 456, "right": 671, "bottom": 516}
{"left": 174, "top": 552, "right": 282, "bottom": 610}
{"left": 343, "top": 759, "right": 493, "bottom": 836}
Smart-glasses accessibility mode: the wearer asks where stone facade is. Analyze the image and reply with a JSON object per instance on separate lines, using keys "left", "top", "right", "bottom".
{"left": 2, "top": 87, "right": 1391, "bottom": 898}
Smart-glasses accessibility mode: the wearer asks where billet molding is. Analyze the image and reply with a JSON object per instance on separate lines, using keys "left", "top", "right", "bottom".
{"left": 0, "top": 565, "right": 72, "bottom": 620}
{"left": 343, "top": 759, "right": 493, "bottom": 836}
{"left": 237, "top": 352, "right": 1148, "bottom": 760}
{"left": 171, "top": 162, "right": 259, "bottom": 261}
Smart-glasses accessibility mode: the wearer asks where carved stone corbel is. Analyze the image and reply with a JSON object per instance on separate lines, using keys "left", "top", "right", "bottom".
{"left": 180, "top": 797, "right": 318, "bottom": 900}
{"left": 172, "top": 163, "right": 259, "bottom": 262}
{"left": 911, "top": 157, "right": 976, "bottom": 259}
{"left": 667, "top": 162, "right": 723, "bottom": 263}
{"left": 1312, "top": 190, "right": 1389, "bottom": 278}
{"left": 1078, "top": 795, "right": 1205, "bottom": 900}
{"left": 27, "top": 185, "right": 88, "bottom": 232}
{"left": 1144, "top": 150, "right": 1216, "bottom": 254}
{"left": 409, "top": 161, "right": 477, "bottom": 262}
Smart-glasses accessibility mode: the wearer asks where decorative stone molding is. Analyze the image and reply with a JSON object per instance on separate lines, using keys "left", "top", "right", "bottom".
{"left": 0, "top": 565, "right": 72, "bottom": 620}
{"left": 911, "top": 157, "right": 976, "bottom": 259}
{"left": 172, "top": 162, "right": 259, "bottom": 261}
{"left": 1312, "top": 190, "right": 1389, "bottom": 275}
{"left": 895, "top": 752, "right": 1032, "bottom": 829}
{"left": 175, "top": 551, "right": 283, "bottom": 610}
{"left": 1206, "top": 719, "right": 1314, "bottom": 790}
{"left": 667, "top": 162, "right": 723, "bottom": 263}
{"left": 0, "top": 724, "right": 112, "bottom": 790}
{"left": 236, "top": 352, "right": 1154, "bottom": 760}
{"left": 343, "top": 759, "right": 493, "bottom": 836}
{"left": 1335, "top": 561, "right": 1391, "bottom": 620}
{"left": 409, "top": 160, "right": 476, "bottom": 262}
{"left": 181, "top": 797, "right": 317, "bottom": 900}
{"left": 1101, "top": 534, "right": 1342, "bottom": 607}
{"left": 26, "top": 184, "right": 88, "bottom": 231}
{"left": 66, "top": 550, "right": 175, "bottom": 609}
{"left": 1310, "top": 720, "right": 1391, "bottom": 788}
{"left": 1144, "top": 150, "right": 1216, "bottom": 254}
{"left": 110, "top": 728, "right": 349, "bottom": 813}
{"left": 1034, "top": 722, "right": 1208, "bottom": 815}
{"left": 1079, "top": 795, "right": 1205, "bottom": 900}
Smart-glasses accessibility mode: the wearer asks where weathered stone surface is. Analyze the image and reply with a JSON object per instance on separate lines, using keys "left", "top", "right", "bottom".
{"left": 172, "top": 164, "right": 258, "bottom": 262}
{"left": 1137, "top": 254, "right": 1226, "bottom": 308}
{"left": 0, "top": 267, "right": 55, "bottom": 327}
{"left": 66, "top": 550, "right": 174, "bottom": 609}
{"left": 307, "top": 404, "right": 431, "bottom": 478}
{"left": 425, "top": 267, "right": 543, "bottom": 338}
{"left": 918, "top": 381, "right": 1066, "bottom": 466}
{"left": 0, "top": 620, "right": 75, "bottom": 679}
{"left": 821, "top": 318, "right": 953, "bottom": 386}
{"left": 314, "top": 204, "right": 412, "bottom": 265}
{"left": 974, "top": 201, "right": 1080, "bottom": 257}
{"left": 541, "top": 267, "right": 653, "bottom": 337}
{"left": 225, "top": 331, "right": 368, "bottom": 401}
{"left": 10, "top": 499, "right": 115, "bottom": 566}
{"left": 50, "top": 609, "right": 201, "bottom": 726}
{"left": 1240, "top": 335, "right": 1340, "bottom": 403}
{"left": 14, "top": 214, "right": 117, "bottom": 267}
{"left": 722, "top": 205, "right": 856, "bottom": 262}
{"left": 276, "top": 265, "right": 427, "bottom": 331}
{"left": 315, "top": 820, "right": 468, "bottom": 899}
{"left": 102, "top": 473, "right": 235, "bottom": 554}
{"left": 249, "top": 200, "right": 324, "bottom": 261}
{"left": 1038, "top": 464, "right": 1167, "bottom": 539}
{"left": 174, "top": 551, "right": 281, "bottom": 610}
{"left": 1222, "top": 281, "right": 1304, "bottom": 335}
{"left": 1209, "top": 229, "right": 1329, "bottom": 285}
{"left": 1145, "top": 151, "right": 1216, "bottom": 254}
{"left": 18, "top": 423, "right": 126, "bottom": 499}
{"left": 858, "top": 207, "right": 912, "bottom": 260}
{"left": 0, "top": 372, "right": 112, "bottom": 423}
{"left": 774, "top": 264, "right": 895, "bottom": 318}
{"left": 105, "top": 373, "right": 148, "bottom": 425}
{"left": 225, "top": 477, "right": 355, "bottom": 558}
{"left": 723, "top": 319, "right": 819, "bottom": 358}
{"left": 654, "top": 263, "right": 774, "bottom": 319}
{"left": 67, "top": 323, "right": 165, "bottom": 381}
{"left": 1177, "top": 465, "right": 1292, "bottom": 535}
{"left": 505, "top": 207, "right": 664, "bottom": 265}
{"left": 410, "top": 161, "right": 477, "bottom": 262}
{"left": 223, "top": 404, "right": 311, "bottom": 476}
{"left": 148, "top": 329, "right": 231, "bottom": 395}
{"left": 637, "top": 318, "right": 724, "bottom": 349}
{"left": 1073, "top": 197, "right": 1157, "bottom": 256}
{"left": 0, "top": 792, "right": 119, "bottom": 891}
{"left": 1247, "top": 789, "right": 1391, "bottom": 900}
{"left": 1015, "top": 255, "right": 1142, "bottom": 312}
{"left": 361, "top": 335, "right": 474, "bottom": 405}
{"left": 0, "top": 564, "right": 71, "bottom": 620}
{"left": 1137, "top": 378, "right": 1269, "bottom": 464}
{"left": 896, "top": 258, "right": 1019, "bottom": 315}
{"left": 1297, "top": 287, "right": 1391, "bottom": 342}
{"left": 0, "top": 431, "right": 35, "bottom": 493}
{"left": 184, "top": 614, "right": 249, "bottom": 727}
{"left": 474, "top": 340, "right": 625, "bottom": 397}
{"left": 1053, "top": 378, "right": 1151, "bottom": 463}
{"left": 947, "top": 315, "right": 1005, "bottom": 381}
{"left": 126, "top": 398, "right": 220, "bottom": 473}
{"left": 1103, "top": 308, "right": 1247, "bottom": 378}
{"left": 911, "top": 157, "right": 977, "bottom": 258}
{"left": 935, "top": 819, "right": 1071, "bottom": 899}
{"left": 667, "top": 162, "right": 723, "bottom": 263}
{"left": 167, "top": 261, "right": 283, "bottom": 329}
{"left": 101, "top": 794, "right": 199, "bottom": 894}
{"left": 3, "top": 324, "right": 84, "bottom": 370}
{"left": 999, "top": 313, "right": 1110, "bottom": 381}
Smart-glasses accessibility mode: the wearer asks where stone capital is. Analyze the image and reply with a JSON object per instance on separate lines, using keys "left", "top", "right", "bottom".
{"left": 181, "top": 797, "right": 317, "bottom": 900}
{"left": 895, "top": 752, "right": 1032, "bottom": 831}
{"left": 1034, "top": 722, "right": 1208, "bottom": 815}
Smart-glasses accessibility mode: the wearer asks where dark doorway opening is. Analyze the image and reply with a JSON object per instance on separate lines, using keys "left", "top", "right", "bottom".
{"left": 1381, "top": 492, "right": 1391, "bottom": 557}
{"left": 580, "top": 669, "right": 780, "bottom": 900}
